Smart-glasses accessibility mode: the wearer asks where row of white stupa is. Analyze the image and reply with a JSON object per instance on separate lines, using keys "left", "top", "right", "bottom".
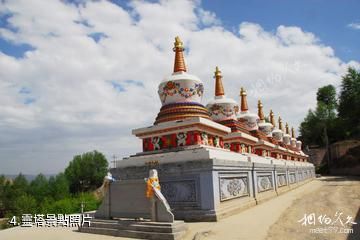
{"left": 155, "top": 37, "right": 302, "bottom": 153}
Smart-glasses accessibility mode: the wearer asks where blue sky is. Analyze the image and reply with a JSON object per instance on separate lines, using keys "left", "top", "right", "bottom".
{"left": 200, "top": 0, "right": 360, "bottom": 62}
{"left": 0, "top": 0, "right": 359, "bottom": 174}
{"left": 1, "top": 0, "right": 359, "bottom": 60}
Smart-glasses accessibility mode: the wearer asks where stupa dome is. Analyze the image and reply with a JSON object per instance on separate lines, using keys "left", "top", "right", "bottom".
{"left": 154, "top": 37, "right": 210, "bottom": 124}
{"left": 206, "top": 67, "right": 239, "bottom": 122}
{"left": 237, "top": 87, "right": 259, "bottom": 131}
{"left": 296, "top": 140, "right": 302, "bottom": 151}
{"left": 272, "top": 115, "right": 284, "bottom": 142}
{"left": 158, "top": 72, "right": 204, "bottom": 105}
{"left": 257, "top": 100, "right": 273, "bottom": 137}
{"left": 282, "top": 122, "right": 291, "bottom": 145}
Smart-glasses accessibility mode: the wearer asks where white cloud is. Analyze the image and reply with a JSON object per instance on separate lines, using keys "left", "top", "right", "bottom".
{"left": 0, "top": 0, "right": 358, "bottom": 174}
{"left": 347, "top": 22, "right": 360, "bottom": 30}
{"left": 197, "top": 8, "right": 221, "bottom": 26}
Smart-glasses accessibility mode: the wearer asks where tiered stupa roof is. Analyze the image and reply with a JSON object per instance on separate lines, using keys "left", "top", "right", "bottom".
{"left": 237, "top": 87, "right": 259, "bottom": 131}
{"left": 134, "top": 36, "right": 307, "bottom": 161}
{"left": 282, "top": 122, "right": 291, "bottom": 145}
{"left": 155, "top": 37, "right": 211, "bottom": 124}
{"left": 257, "top": 100, "right": 273, "bottom": 137}
{"left": 206, "top": 67, "right": 239, "bottom": 122}
{"left": 271, "top": 111, "right": 283, "bottom": 142}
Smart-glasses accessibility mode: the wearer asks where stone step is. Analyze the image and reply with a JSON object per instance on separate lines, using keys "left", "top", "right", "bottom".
{"left": 85, "top": 221, "right": 118, "bottom": 229}
{"left": 79, "top": 226, "right": 118, "bottom": 236}
{"left": 79, "top": 219, "right": 188, "bottom": 240}
{"left": 117, "top": 229, "right": 185, "bottom": 240}
{"left": 118, "top": 223, "right": 187, "bottom": 233}
{"left": 87, "top": 221, "right": 186, "bottom": 233}
{"left": 117, "top": 220, "right": 184, "bottom": 227}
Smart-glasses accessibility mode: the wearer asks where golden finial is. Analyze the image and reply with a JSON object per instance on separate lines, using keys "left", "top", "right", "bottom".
{"left": 173, "top": 36, "right": 186, "bottom": 73}
{"left": 278, "top": 116, "right": 283, "bottom": 131}
{"left": 240, "top": 87, "right": 248, "bottom": 111}
{"left": 285, "top": 122, "right": 290, "bottom": 134}
{"left": 240, "top": 87, "right": 247, "bottom": 96}
{"left": 214, "top": 66, "right": 224, "bottom": 96}
{"left": 270, "top": 110, "right": 276, "bottom": 126}
{"left": 291, "top": 127, "right": 295, "bottom": 138}
{"left": 174, "top": 36, "right": 184, "bottom": 49}
{"left": 258, "top": 100, "right": 264, "bottom": 120}
{"left": 215, "top": 66, "right": 221, "bottom": 77}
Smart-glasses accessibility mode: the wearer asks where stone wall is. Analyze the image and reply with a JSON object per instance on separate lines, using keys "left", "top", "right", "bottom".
{"left": 106, "top": 151, "right": 315, "bottom": 222}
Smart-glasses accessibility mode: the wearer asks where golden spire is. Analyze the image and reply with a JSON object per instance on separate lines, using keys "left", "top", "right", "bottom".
{"left": 278, "top": 116, "right": 283, "bottom": 131}
{"left": 240, "top": 87, "right": 249, "bottom": 111}
{"left": 214, "top": 66, "right": 225, "bottom": 96}
{"left": 270, "top": 110, "right": 276, "bottom": 127}
{"left": 285, "top": 122, "right": 290, "bottom": 134}
{"left": 173, "top": 36, "right": 187, "bottom": 73}
{"left": 258, "top": 100, "right": 265, "bottom": 120}
{"left": 291, "top": 127, "right": 295, "bottom": 138}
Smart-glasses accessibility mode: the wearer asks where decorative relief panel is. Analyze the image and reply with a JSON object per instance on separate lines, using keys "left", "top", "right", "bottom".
{"left": 277, "top": 174, "right": 287, "bottom": 187}
{"left": 298, "top": 172, "right": 303, "bottom": 181}
{"left": 289, "top": 173, "right": 296, "bottom": 184}
{"left": 161, "top": 180, "right": 197, "bottom": 204}
{"left": 219, "top": 176, "right": 248, "bottom": 201}
{"left": 257, "top": 175, "right": 273, "bottom": 192}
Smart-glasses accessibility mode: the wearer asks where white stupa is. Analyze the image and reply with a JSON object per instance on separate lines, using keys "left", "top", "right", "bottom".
{"left": 237, "top": 87, "right": 259, "bottom": 131}
{"left": 257, "top": 100, "right": 273, "bottom": 137}
{"left": 206, "top": 67, "right": 239, "bottom": 122}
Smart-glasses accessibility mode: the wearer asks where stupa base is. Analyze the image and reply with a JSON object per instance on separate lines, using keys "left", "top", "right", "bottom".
{"left": 97, "top": 147, "right": 315, "bottom": 222}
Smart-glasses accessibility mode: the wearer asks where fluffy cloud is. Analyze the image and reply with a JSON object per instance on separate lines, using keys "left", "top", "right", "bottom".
{"left": 0, "top": 0, "right": 358, "bottom": 174}
{"left": 347, "top": 22, "right": 360, "bottom": 30}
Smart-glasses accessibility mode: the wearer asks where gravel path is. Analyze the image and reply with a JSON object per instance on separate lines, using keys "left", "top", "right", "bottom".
{"left": 265, "top": 176, "right": 360, "bottom": 240}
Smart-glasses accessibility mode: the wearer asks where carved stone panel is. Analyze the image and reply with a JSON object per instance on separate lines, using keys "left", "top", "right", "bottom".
{"left": 219, "top": 176, "right": 249, "bottom": 201}
{"left": 161, "top": 180, "right": 197, "bottom": 205}
{"left": 298, "top": 172, "right": 303, "bottom": 181}
{"left": 289, "top": 173, "right": 296, "bottom": 184}
{"left": 257, "top": 175, "right": 273, "bottom": 192}
{"left": 277, "top": 174, "right": 287, "bottom": 187}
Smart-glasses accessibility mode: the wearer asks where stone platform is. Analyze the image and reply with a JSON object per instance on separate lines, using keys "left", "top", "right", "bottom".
{"left": 79, "top": 219, "right": 187, "bottom": 240}
{"left": 106, "top": 146, "right": 315, "bottom": 222}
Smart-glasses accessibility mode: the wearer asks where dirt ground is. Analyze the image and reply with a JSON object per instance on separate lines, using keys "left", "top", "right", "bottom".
{"left": 265, "top": 176, "right": 360, "bottom": 240}
{"left": 0, "top": 176, "right": 359, "bottom": 240}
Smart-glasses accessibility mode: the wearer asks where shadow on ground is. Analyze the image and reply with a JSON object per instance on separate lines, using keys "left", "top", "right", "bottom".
{"left": 318, "top": 176, "right": 360, "bottom": 182}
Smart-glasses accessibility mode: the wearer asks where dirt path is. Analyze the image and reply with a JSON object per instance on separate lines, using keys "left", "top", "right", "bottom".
{"left": 266, "top": 176, "right": 360, "bottom": 240}
{"left": 184, "top": 179, "right": 324, "bottom": 240}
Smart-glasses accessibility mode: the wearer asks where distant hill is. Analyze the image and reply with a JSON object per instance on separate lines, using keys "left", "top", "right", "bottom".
{"left": 2, "top": 174, "right": 56, "bottom": 182}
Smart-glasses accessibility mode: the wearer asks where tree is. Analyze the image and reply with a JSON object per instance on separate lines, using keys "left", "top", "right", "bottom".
{"left": 3, "top": 174, "right": 29, "bottom": 214}
{"left": 316, "top": 85, "right": 337, "bottom": 121}
{"left": 0, "top": 175, "right": 6, "bottom": 217}
{"left": 300, "top": 110, "right": 323, "bottom": 146}
{"left": 65, "top": 150, "right": 108, "bottom": 194}
{"left": 48, "top": 173, "right": 70, "bottom": 200}
{"left": 338, "top": 67, "right": 360, "bottom": 138}
{"left": 317, "top": 85, "right": 337, "bottom": 114}
{"left": 300, "top": 85, "right": 338, "bottom": 146}
{"left": 12, "top": 194, "right": 38, "bottom": 216}
{"left": 29, "top": 174, "right": 50, "bottom": 203}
